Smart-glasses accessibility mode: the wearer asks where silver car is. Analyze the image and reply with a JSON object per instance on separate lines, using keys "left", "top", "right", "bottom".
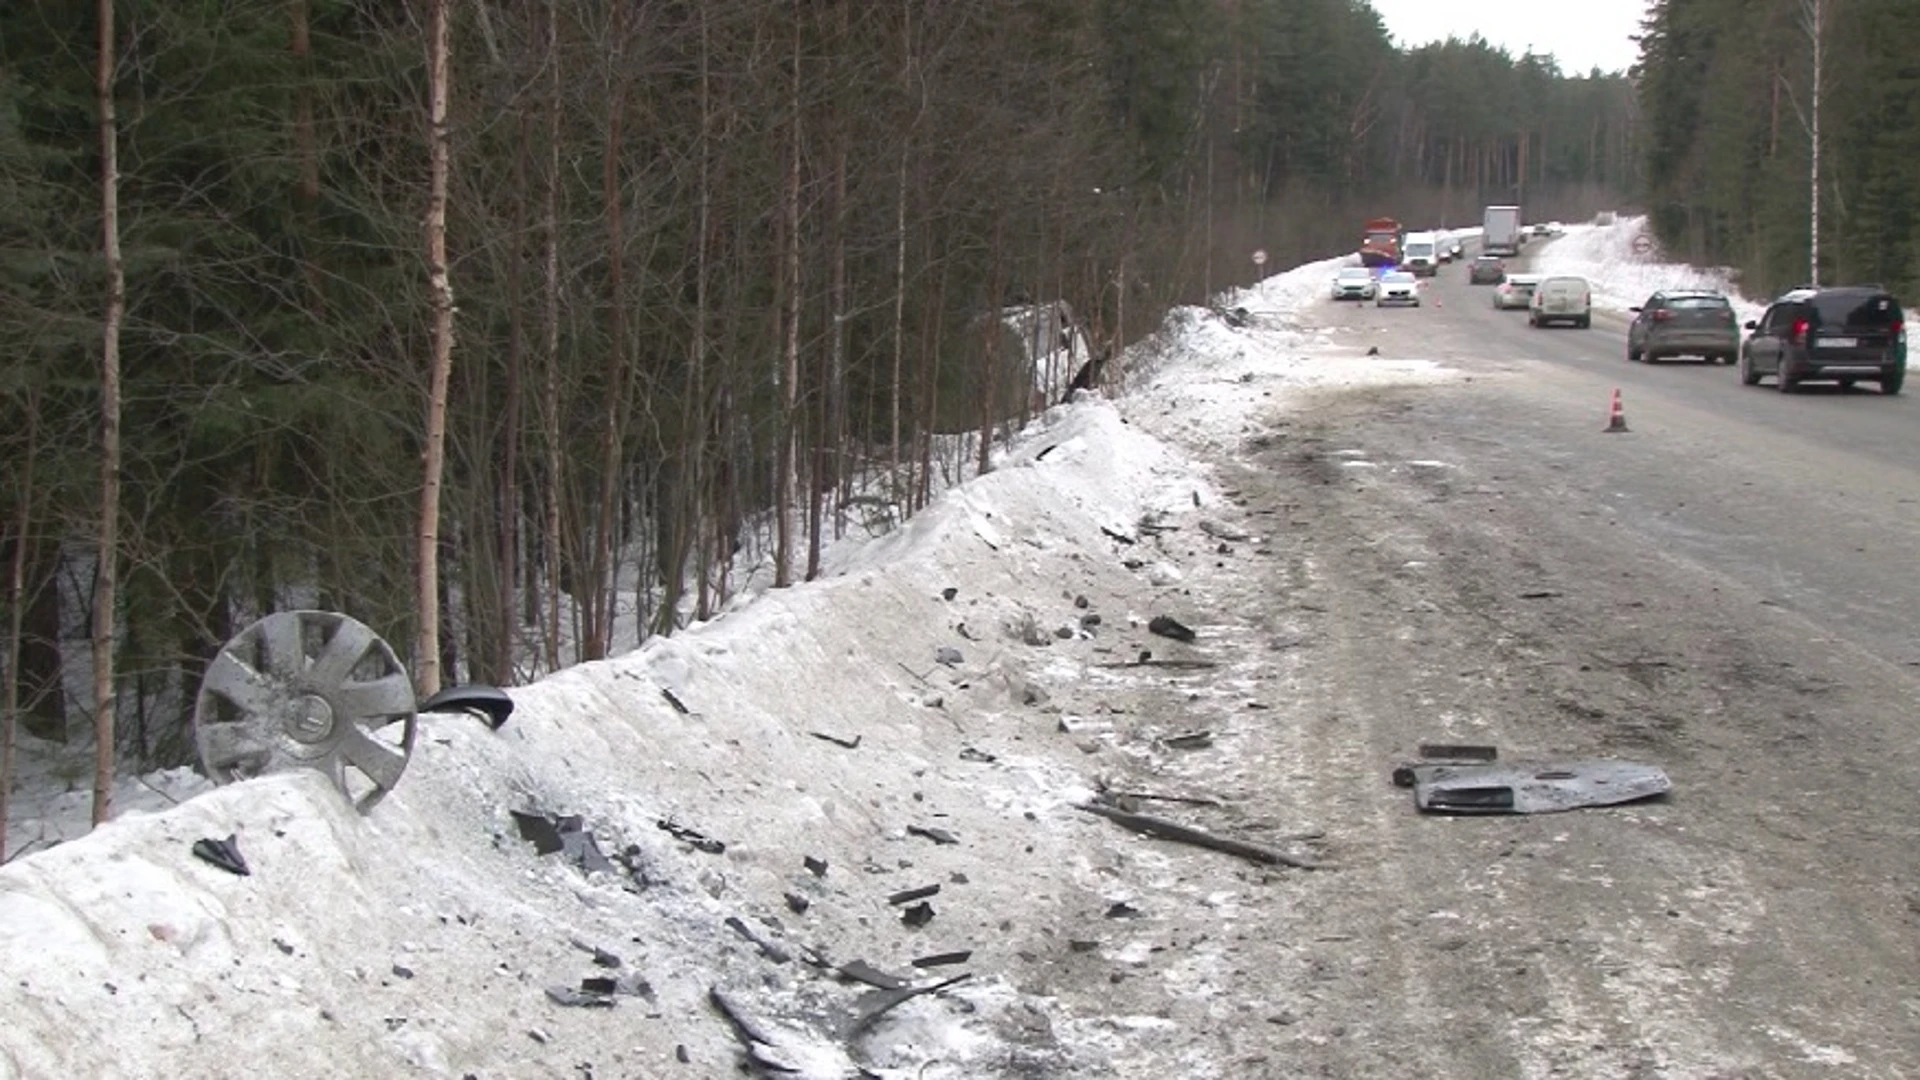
{"left": 1331, "top": 266, "right": 1378, "bottom": 301}
{"left": 1627, "top": 291, "right": 1739, "bottom": 363}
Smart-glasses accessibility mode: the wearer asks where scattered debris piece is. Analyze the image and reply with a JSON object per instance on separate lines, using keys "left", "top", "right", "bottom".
{"left": 580, "top": 976, "right": 618, "bottom": 995}
{"left": 934, "top": 646, "right": 965, "bottom": 667}
{"left": 846, "top": 973, "right": 972, "bottom": 1037}
{"left": 1036, "top": 444, "right": 1059, "bottom": 461}
{"left": 906, "top": 825, "right": 959, "bottom": 846}
{"left": 838, "top": 960, "right": 910, "bottom": 990}
{"left": 901, "top": 902, "right": 936, "bottom": 928}
{"left": 1100, "top": 526, "right": 1136, "bottom": 546}
{"left": 1404, "top": 760, "right": 1671, "bottom": 814}
{"left": 958, "top": 747, "right": 997, "bottom": 763}
{"left": 1147, "top": 615, "right": 1197, "bottom": 644}
{"left": 1418, "top": 743, "right": 1498, "bottom": 762}
{"left": 940, "top": 587, "right": 958, "bottom": 601}
{"left": 657, "top": 819, "right": 727, "bottom": 855}
{"left": 545, "top": 986, "right": 616, "bottom": 1009}
{"left": 1104, "top": 902, "right": 1142, "bottom": 919}
{"left": 569, "top": 938, "right": 623, "bottom": 968}
{"left": 511, "top": 811, "right": 617, "bottom": 874}
{"left": 1519, "top": 590, "right": 1564, "bottom": 600}
{"left": 418, "top": 683, "right": 515, "bottom": 730}
{"left": 1068, "top": 939, "right": 1099, "bottom": 953}
{"left": 392, "top": 964, "right": 415, "bottom": 979}
{"left": 803, "top": 855, "right": 829, "bottom": 878}
{"left": 1158, "top": 730, "right": 1215, "bottom": 751}
{"left": 911, "top": 951, "right": 972, "bottom": 969}
{"left": 1081, "top": 613, "right": 1103, "bottom": 629}
{"left": 1074, "top": 594, "right": 1090, "bottom": 609}
{"left": 190, "top": 835, "right": 250, "bottom": 877}
{"left": 1076, "top": 802, "right": 1321, "bottom": 870}
{"left": 887, "top": 883, "right": 941, "bottom": 906}
{"left": 1099, "top": 788, "right": 1222, "bottom": 808}
{"left": 724, "top": 916, "right": 792, "bottom": 964}
{"left": 1095, "top": 657, "right": 1218, "bottom": 671}
{"left": 660, "top": 688, "right": 692, "bottom": 715}
{"left": 1199, "top": 520, "right": 1252, "bottom": 543}
{"left": 809, "top": 731, "right": 861, "bottom": 750}
{"left": 784, "top": 892, "right": 810, "bottom": 914}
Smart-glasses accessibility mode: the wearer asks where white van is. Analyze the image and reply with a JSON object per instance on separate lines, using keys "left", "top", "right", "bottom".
{"left": 1402, "top": 231, "right": 1439, "bottom": 277}
{"left": 1529, "top": 275, "right": 1592, "bottom": 328}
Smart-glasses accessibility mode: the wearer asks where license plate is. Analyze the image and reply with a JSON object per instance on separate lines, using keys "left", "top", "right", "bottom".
{"left": 1822, "top": 337, "right": 1858, "bottom": 348}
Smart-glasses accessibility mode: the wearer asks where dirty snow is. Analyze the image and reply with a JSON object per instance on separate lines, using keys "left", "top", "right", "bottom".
{"left": 1, "top": 216, "right": 1710, "bottom": 1078}
{"left": 1529, "top": 215, "right": 1768, "bottom": 323}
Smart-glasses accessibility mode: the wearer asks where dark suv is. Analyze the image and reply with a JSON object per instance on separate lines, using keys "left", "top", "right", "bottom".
{"left": 1738, "top": 286, "right": 1906, "bottom": 394}
{"left": 1627, "top": 290, "right": 1739, "bottom": 363}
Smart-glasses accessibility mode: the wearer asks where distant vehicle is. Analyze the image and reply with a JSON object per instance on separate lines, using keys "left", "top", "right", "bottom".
{"left": 1330, "top": 266, "right": 1378, "bottom": 301}
{"left": 1468, "top": 255, "right": 1506, "bottom": 285}
{"left": 1738, "top": 285, "right": 1906, "bottom": 394}
{"left": 1627, "top": 291, "right": 1739, "bottom": 363}
{"left": 1445, "top": 237, "right": 1465, "bottom": 261}
{"left": 1529, "top": 275, "right": 1592, "bottom": 328}
{"left": 1493, "top": 273, "right": 1541, "bottom": 310}
{"left": 1402, "top": 231, "right": 1440, "bottom": 276}
{"left": 1376, "top": 270, "right": 1419, "bottom": 307}
{"left": 1483, "top": 205, "right": 1523, "bottom": 255}
{"left": 1359, "top": 217, "right": 1403, "bottom": 268}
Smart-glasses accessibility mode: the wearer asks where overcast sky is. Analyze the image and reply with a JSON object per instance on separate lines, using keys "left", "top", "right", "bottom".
{"left": 1367, "top": 0, "right": 1650, "bottom": 75}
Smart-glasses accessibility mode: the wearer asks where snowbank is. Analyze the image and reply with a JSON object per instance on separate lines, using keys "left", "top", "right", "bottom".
{"left": 1531, "top": 216, "right": 1768, "bottom": 323}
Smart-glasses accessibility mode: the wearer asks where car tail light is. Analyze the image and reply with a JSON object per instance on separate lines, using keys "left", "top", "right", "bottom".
{"left": 1892, "top": 319, "right": 1904, "bottom": 338}
{"left": 1651, "top": 309, "right": 1672, "bottom": 322}
{"left": 1790, "top": 317, "right": 1809, "bottom": 344}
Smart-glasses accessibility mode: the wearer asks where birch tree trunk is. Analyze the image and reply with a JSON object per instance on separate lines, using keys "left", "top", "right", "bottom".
{"left": 414, "top": 0, "right": 455, "bottom": 698}
{"left": 92, "top": 0, "right": 125, "bottom": 826}
{"left": 774, "top": 0, "right": 803, "bottom": 588}
{"left": 540, "top": 0, "right": 564, "bottom": 674}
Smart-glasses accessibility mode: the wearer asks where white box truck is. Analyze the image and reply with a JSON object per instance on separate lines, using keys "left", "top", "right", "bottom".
{"left": 1483, "top": 205, "right": 1522, "bottom": 256}
{"left": 1402, "top": 231, "right": 1439, "bottom": 276}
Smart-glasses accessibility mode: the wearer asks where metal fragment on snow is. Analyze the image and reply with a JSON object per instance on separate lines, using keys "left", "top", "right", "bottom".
{"left": 1408, "top": 760, "right": 1670, "bottom": 815}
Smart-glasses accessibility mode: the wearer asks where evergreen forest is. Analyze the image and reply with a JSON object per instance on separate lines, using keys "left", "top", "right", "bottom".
{"left": 2, "top": 0, "right": 1645, "bottom": 816}
{"left": 1636, "top": 0, "right": 1920, "bottom": 296}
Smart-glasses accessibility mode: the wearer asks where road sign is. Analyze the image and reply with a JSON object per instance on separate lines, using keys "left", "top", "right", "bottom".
{"left": 1632, "top": 234, "right": 1653, "bottom": 255}
{"left": 1251, "top": 249, "right": 1268, "bottom": 266}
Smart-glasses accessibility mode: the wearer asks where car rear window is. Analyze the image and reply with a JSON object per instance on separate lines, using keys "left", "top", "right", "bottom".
{"left": 1668, "top": 296, "right": 1730, "bottom": 310}
{"left": 1811, "top": 291, "right": 1901, "bottom": 328}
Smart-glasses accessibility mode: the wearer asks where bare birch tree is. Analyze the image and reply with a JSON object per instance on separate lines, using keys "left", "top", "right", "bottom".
{"left": 90, "top": 0, "right": 125, "bottom": 828}
{"left": 415, "top": 0, "right": 455, "bottom": 697}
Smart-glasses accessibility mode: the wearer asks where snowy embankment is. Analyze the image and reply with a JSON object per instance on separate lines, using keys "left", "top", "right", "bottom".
{"left": 0, "top": 257, "right": 1451, "bottom": 1079}
{"left": 1529, "top": 216, "right": 1768, "bottom": 323}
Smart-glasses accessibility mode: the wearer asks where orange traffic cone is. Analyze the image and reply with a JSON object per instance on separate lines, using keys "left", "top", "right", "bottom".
{"left": 1604, "top": 387, "right": 1629, "bottom": 433}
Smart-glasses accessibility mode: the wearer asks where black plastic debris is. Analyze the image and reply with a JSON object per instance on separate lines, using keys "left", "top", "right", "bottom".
{"left": 511, "top": 811, "right": 616, "bottom": 874}
{"left": 958, "top": 747, "right": 996, "bottom": 764}
{"left": 1159, "top": 730, "right": 1214, "bottom": 751}
{"left": 906, "top": 824, "right": 958, "bottom": 846}
{"left": 934, "top": 646, "right": 964, "bottom": 667}
{"left": 660, "top": 688, "right": 692, "bottom": 715}
{"left": 809, "top": 731, "right": 861, "bottom": 750}
{"left": 838, "top": 960, "right": 910, "bottom": 990}
{"left": 784, "top": 892, "right": 810, "bottom": 914}
{"left": 803, "top": 855, "right": 829, "bottom": 878}
{"left": 1148, "top": 615, "right": 1197, "bottom": 644}
{"left": 887, "top": 883, "right": 941, "bottom": 906}
{"left": 1104, "top": 901, "right": 1143, "bottom": 919}
{"left": 545, "top": 986, "right": 616, "bottom": 1009}
{"left": 418, "top": 684, "right": 514, "bottom": 730}
{"left": 941, "top": 587, "right": 959, "bottom": 601}
{"left": 657, "top": 819, "right": 726, "bottom": 854}
{"left": 724, "top": 915, "right": 792, "bottom": 964}
{"left": 911, "top": 950, "right": 972, "bottom": 969}
{"left": 1405, "top": 760, "right": 1671, "bottom": 815}
{"left": 191, "top": 834, "right": 250, "bottom": 877}
{"left": 901, "top": 902, "right": 935, "bottom": 928}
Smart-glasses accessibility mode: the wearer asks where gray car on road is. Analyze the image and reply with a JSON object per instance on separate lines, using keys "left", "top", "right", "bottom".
{"left": 1627, "top": 291, "right": 1740, "bottom": 363}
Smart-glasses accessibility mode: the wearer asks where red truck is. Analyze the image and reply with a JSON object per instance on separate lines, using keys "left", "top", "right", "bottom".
{"left": 1359, "top": 217, "right": 1403, "bottom": 268}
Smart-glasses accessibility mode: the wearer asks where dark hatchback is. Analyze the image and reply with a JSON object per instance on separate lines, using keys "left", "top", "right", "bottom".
{"left": 1738, "top": 286, "right": 1906, "bottom": 394}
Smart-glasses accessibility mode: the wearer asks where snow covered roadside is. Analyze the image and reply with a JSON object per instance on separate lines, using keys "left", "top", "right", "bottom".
{"left": 0, "top": 258, "right": 1455, "bottom": 1080}
{"left": 1529, "top": 215, "right": 1768, "bottom": 323}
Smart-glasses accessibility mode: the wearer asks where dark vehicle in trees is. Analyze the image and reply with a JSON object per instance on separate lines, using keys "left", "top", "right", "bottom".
{"left": 1628, "top": 291, "right": 1739, "bottom": 363}
{"left": 1738, "top": 287, "right": 1906, "bottom": 394}
{"left": 1468, "top": 255, "right": 1506, "bottom": 284}
{"left": 1360, "top": 217, "right": 1403, "bottom": 268}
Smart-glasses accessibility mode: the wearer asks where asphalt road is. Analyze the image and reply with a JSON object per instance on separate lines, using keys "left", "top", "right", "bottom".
{"left": 1047, "top": 252, "right": 1920, "bottom": 1077}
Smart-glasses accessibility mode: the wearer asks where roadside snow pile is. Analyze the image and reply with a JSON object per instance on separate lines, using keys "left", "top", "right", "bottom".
{"left": 0, "top": 253, "right": 1452, "bottom": 1080}
{"left": 1532, "top": 215, "right": 1767, "bottom": 322}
